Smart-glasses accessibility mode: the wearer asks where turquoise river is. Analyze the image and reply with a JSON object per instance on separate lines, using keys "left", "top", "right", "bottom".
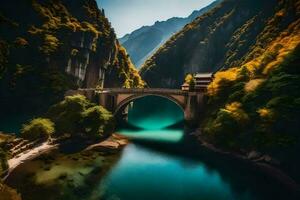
{"left": 6, "top": 96, "right": 290, "bottom": 200}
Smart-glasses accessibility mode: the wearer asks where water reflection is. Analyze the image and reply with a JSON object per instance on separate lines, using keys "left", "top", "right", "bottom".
{"left": 99, "top": 143, "right": 245, "bottom": 200}
{"left": 119, "top": 129, "right": 183, "bottom": 142}
{"left": 126, "top": 96, "right": 184, "bottom": 130}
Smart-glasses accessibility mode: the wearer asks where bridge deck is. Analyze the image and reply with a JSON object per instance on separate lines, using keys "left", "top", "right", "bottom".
{"left": 78, "top": 88, "right": 191, "bottom": 95}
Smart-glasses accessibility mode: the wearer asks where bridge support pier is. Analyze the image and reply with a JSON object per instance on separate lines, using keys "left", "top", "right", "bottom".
{"left": 184, "top": 93, "right": 204, "bottom": 123}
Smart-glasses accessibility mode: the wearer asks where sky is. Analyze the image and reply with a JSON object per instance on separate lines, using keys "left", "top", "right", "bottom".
{"left": 97, "top": 0, "right": 215, "bottom": 37}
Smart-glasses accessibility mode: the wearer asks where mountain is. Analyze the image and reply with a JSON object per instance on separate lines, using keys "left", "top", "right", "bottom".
{"left": 140, "top": 0, "right": 300, "bottom": 182}
{"left": 202, "top": 0, "right": 300, "bottom": 182}
{"left": 119, "top": 0, "right": 221, "bottom": 68}
{"left": 140, "top": 0, "right": 299, "bottom": 88}
{"left": 0, "top": 0, "right": 144, "bottom": 117}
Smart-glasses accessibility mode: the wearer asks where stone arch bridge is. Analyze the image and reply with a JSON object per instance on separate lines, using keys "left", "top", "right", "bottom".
{"left": 65, "top": 88, "right": 206, "bottom": 121}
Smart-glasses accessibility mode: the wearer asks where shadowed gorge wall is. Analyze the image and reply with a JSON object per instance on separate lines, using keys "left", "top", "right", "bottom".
{"left": 0, "top": 0, "right": 143, "bottom": 117}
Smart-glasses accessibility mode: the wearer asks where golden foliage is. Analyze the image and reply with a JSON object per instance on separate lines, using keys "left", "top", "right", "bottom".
{"left": 81, "top": 21, "right": 100, "bottom": 38}
{"left": 31, "top": 0, "right": 102, "bottom": 54}
{"left": 222, "top": 102, "right": 249, "bottom": 124}
{"left": 207, "top": 67, "right": 239, "bottom": 96}
{"left": 244, "top": 79, "right": 265, "bottom": 93}
{"left": 243, "top": 19, "right": 300, "bottom": 76}
{"left": 208, "top": 16, "right": 300, "bottom": 97}
{"left": 257, "top": 108, "right": 275, "bottom": 120}
{"left": 184, "top": 74, "right": 194, "bottom": 84}
{"left": 116, "top": 45, "right": 145, "bottom": 88}
{"left": 40, "top": 34, "right": 59, "bottom": 55}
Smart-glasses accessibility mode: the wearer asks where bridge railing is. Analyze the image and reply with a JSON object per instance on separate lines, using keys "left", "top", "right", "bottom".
{"left": 79, "top": 88, "right": 189, "bottom": 95}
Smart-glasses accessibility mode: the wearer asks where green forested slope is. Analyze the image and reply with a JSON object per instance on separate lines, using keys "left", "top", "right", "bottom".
{"left": 140, "top": 0, "right": 298, "bottom": 88}
{"left": 0, "top": 0, "right": 143, "bottom": 117}
{"left": 201, "top": 0, "right": 300, "bottom": 182}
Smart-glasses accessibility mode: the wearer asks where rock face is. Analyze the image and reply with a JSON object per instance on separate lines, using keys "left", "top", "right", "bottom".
{"left": 119, "top": 0, "right": 221, "bottom": 68}
{"left": 0, "top": 0, "right": 143, "bottom": 116}
{"left": 140, "top": 0, "right": 297, "bottom": 88}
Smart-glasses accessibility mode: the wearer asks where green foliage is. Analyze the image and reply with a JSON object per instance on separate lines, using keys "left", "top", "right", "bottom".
{"left": 0, "top": 0, "right": 144, "bottom": 118}
{"left": 203, "top": 102, "right": 249, "bottom": 149}
{"left": 40, "top": 34, "right": 59, "bottom": 55}
{"left": 202, "top": 44, "right": 300, "bottom": 152}
{"left": 21, "top": 118, "right": 55, "bottom": 141}
{"left": 47, "top": 95, "right": 93, "bottom": 135}
{"left": 140, "top": 0, "right": 299, "bottom": 88}
{"left": 112, "top": 45, "right": 145, "bottom": 88}
{"left": 47, "top": 95, "right": 114, "bottom": 138}
{"left": 81, "top": 106, "right": 114, "bottom": 138}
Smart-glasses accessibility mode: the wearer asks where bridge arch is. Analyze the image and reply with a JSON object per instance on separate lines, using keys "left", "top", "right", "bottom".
{"left": 114, "top": 94, "right": 186, "bottom": 116}
{"left": 65, "top": 88, "right": 204, "bottom": 121}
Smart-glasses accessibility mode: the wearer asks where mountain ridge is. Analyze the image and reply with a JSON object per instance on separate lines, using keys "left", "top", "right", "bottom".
{"left": 119, "top": 0, "right": 221, "bottom": 68}
{"left": 140, "top": 0, "right": 297, "bottom": 88}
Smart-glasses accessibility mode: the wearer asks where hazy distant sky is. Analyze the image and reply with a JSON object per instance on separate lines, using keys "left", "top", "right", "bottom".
{"left": 97, "top": 0, "right": 215, "bottom": 37}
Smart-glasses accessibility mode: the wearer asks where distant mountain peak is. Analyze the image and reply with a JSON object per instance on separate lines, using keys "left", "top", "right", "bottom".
{"left": 119, "top": 0, "right": 221, "bottom": 68}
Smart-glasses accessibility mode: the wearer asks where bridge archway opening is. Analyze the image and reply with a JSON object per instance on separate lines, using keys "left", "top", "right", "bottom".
{"left": 115, "top": 95, "right": 185, "bottom": 130}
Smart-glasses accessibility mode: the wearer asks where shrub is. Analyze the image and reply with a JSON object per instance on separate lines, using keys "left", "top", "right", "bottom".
{"left": 47, "top": 95, "right": 115, "bottom": 138}
{"left": 207, "top": 67, "right": 239, "bottom": 96}
{"left": 21, "top": 118, "right": 55, "bottom": 140}
{"left": 244, "top": 79, "right": 265, "bottom": 93}
{"left": 203, "top": 109, "right": 240, "bottom": 149}
{"left": 47, "top": 95, "right": 93, "bottom": 135}
{"left": 81, "top": 106, "right": 114, "bottom": 138}
{"left": 40, "top": 34, "right": 59, "bottom": 55}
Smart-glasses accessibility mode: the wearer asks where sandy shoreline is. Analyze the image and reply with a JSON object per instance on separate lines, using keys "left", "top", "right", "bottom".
{"left": 3, "top": 134, "right": 128, "bottom": 181}
{"left": 4, "top": 141, "right": 58, "bottom": 180}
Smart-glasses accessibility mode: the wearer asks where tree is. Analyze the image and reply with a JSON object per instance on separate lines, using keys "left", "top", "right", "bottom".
{"left": 184, "top": 74, "right": 195, "bottom": 91}
{"left": 47, "top": 95, "right": 115, "bottom": 138}
{"left": 47, "top": 95, "right": 93, "bottom": 135}
{"left": 21, "top": 118, "right": 55, "bottom": 140}
{"left": 81, "top": 106, "right": 114, "bottom": 138}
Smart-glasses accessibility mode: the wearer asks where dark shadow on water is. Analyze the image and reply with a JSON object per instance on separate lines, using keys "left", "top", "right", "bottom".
{"left": 122, "top": 130, "right": 299, "bottom": 200}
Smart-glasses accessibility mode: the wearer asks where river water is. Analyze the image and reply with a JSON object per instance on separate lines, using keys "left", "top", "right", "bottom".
{"left": 6, "top": 96, "right": 290, "bottom": 200}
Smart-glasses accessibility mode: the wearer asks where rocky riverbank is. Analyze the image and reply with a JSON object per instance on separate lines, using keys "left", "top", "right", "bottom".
{"left": 3, "top": 133, "right": 128, "bottom": 181}
{"left": 192, "top": 130, "right": 300, "bottom": 198}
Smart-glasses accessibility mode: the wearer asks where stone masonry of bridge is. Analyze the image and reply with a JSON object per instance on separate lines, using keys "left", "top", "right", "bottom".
{"left": 65, "top": 88, "right": 206, "bottom": 121}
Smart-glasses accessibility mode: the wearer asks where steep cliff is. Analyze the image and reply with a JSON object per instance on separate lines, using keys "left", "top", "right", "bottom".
{"left": 200, "top": 0, "right": 300, "bottom": 182}
{"left": 119, "top": 0, "right": 221, "bottom": 68}
{"left": 0, "top": 0, "right": 143, "bottom": 116}
{"left": 140, "top": 0, "right": 298, "bottom": 88}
